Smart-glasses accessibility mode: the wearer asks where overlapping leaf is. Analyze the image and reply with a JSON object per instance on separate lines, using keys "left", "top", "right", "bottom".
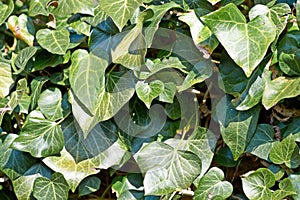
{"left": 52, "top": 0, "right": 94, "bottom": 16}
{"left": 0, "top": 59, "right": 14, "bottom": 98}
{"left": 201, "top": 3, "right": 276, "bottom": 77}
{"left": 0, "top": 0, "right": 14, "bottom": 26}
{"left": 38, "top": 88, "right": 63, "bottom": 121}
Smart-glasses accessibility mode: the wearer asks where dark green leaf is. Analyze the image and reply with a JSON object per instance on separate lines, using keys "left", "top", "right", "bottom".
{"left": 78, "top": 176, "right": 101, "bottom": 197}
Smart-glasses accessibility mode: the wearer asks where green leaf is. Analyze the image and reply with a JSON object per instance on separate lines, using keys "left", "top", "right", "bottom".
{"left": 7, "top": 14, "right": 35, "bottom": 46}
{"left": 136, "top": 141, "right": 201, "bottom": 195}
{"left": 216, "top": 96, "right": 260, "bottom": 160}
{"left": 272, "top": 178, "right": 296, "bottom": 199}
{"left": 0, "top": 134, "right": 36, "bottom": 180}
{"left": 136, "top": 80, "right": 164, "bottom": 108}
{"left": 33, "top": 50, "right": 70, "bottom": 71}
{"left": 43, "top": 148, "right": 100, "bottom": 192}
{"left": 78, "top": 176, "right": 101, "bottom": 197}
{"left": 12, "top": 163, "right": 52, "bottom": 200}
{"left": 262, "top": 76, "right": 300, "bottom": 110}
{"left": 38, "top": 88, "right": 63, "bottom": 121}
{"left": 28, "top": 0, "right": 49, "bottom": 16}
{"left": 33, "top": 173, "right": 69, "bottom": 200}
{"left": 179, "top": 10, "right": 219, "bottom": 53}
{"left": 269, "top": 134, "right": 300, "bottom": 168}
{"left": 289, "top": 174, "right": 300, "bottom": 200}
{"left": 246, "top": 124, "right": 276, "bottom": 160}
{"left": 159, "top": 82, "right": 176, "bottom": 103}
{"left": 69, "top": 49, "right": 107, "bottom": 114}
{"left": 82, "top": 5, "right": 108, "bottom": 27}
{"left": 100, "top": 0, "right": 143, "bottom": 30}
{"left": 112, "top": 174, "right": 143, "bottom": 198}
{"left": 52, "top": 0, "right": 94, "bottom": 16}
{"left": 279, "top": 51, "right": 300, "bottom": 76}
{"left": 241, "top": 168, "right": 275, "bottom": 200}
{"left": 297, "top": 0, "right": 300, "bottom": 29}
{"left": 13, "top": 46, "right": 37, "bottom": 74}
{"left": 30, "top": 77, "right": 48, "bottom": 110}
{"left": 11, "top": 111, "right": 64, "bottom": 158}
{"left": 201, "top": 3, "right": 276, "bottom": 77}
{"left": 0, "top": 59, "right": 14, "bottom": 98}
{"left": 36, "top": 28, "right": 70, "bottom": 55}
{"left": 194, "top": 167, "right": 233, "bottom": 200}
{"left": 0, "top": 0, "right": 14, "bottom": 26}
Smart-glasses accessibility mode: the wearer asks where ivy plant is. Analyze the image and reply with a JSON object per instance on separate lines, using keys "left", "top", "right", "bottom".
{"left": 0, "top": 0, "right": 299, "bottom": 199}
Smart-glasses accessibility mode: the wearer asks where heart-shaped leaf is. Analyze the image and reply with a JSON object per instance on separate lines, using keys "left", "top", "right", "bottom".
{"left": 272, "top": 178, "right": 296, "bottom": 199}
{"left": 194, "top": 167, "right": 233, "bottom": 199}
{"left": 242, "top": 168, "right": 275, "bottom": 200}
{"left": 0, "top": 0, "right": 14, "bottom": 26}
{"left": 36, "top": 28, "right": 70, "bottom": 55}
{"left": 201, "top": 3, "right": 276, "bottom": 77}
{"left": 28, "top": 0, "right": 49, "bottom": 16}
{"left": 136, "top": 141, "right": 201, "bottom": 195}
{"left": 269, "top": 134, "right": 300, "bottom": 168}
{"left": 78, "top": 176, "right": 101, "bottom": 197}
{"left": 262, "top": 76, "right": 300, "bottom": 110}
{"left": 38, "top": 88, "right": 63, "bottom": 121}
{"left": 33, "top": 173, "right": 69, "bottom": 200}
{"left": 100, "top": 0, "right": 143, "bottom": 31}
{"left": 0, "top": 59, "right": 14, "bottom": 98}
{"left": 279, "top": 51, "right": 300, "bottom": 76}
{"left": 11, "top": 111, "right": 64, "bottom": 158}
{"left": 136, "top": 80, "right": 164, "bottom": 109}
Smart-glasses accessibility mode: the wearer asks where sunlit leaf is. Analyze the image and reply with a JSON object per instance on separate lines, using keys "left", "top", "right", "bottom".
{"left": 201, "top": 3, "right": 276, "bottom": 77}
{"left": 136, "top": 80, "right": 164, "bottom": 109}
{"left": 0, "top": 59, "right": 14, "bottom": 98}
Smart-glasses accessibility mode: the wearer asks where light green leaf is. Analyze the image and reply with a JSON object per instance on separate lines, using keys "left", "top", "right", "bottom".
{"left": 269, "top": 134, "right": 300, "bottom": 168}
{"left": 69, "top": 49, "right": 107, "bottom": 114}
{"left": 12, "top": 163, "right": 52, "bottom": 200}
{"left": 82, "top": 5, "right": 108, "bottom": 27}
{"left": 262, "top": 76, "right": 300, "bottom": 110}
{"left": 241, "top": 168, "right": 275, "bottom": 200}
{"left": 159, "top": 82, "right": 176, "bottom": 103}
{"left": 13, "top": 46, "right": 37, "bottom": 74}
{"left": 279, "top": 51, "right": 300, "bottom": 76}
{"left": 272, "top": 178, "right": 296, "bottom": 199}
{"left": 30, "top": 76, "right": 48, "bottom": 110}
{"left": 289, "top": 174, "right": 300, "bottom": 200}
{"left": 216, "top": 96, "right": 260, "bottom": 160}
{"left": 36, "top": 28, "right": 70, "bottom": 55}
{"left": 194, "top": 167, "right": 233, "bottom": 200}
{"left": 0, "top": 59, "right": 14, "bottom": 98}
{"left": 38, "top": 88, "right": 63, "bottom": 121}
{"left": 78, "top": 176, "right": 101, "bottom": 197}
{"left": 0, "top": 0, "right": 14, "bottom": 26}
{"left": 297, "top": 0, "right": 300, "bottom": 29}
{"left": 52, "top": 0, "right": 94, "bottom": 16}
{"left": 246, "top": 124, "right": 276, "bottom": 160}
{"left": 69, "top": 20, "right": 91, "bottom": 36}
{"left": 166, "top": 127, "right": 216, "bottom": 180}
{"left": 28, "top": 0, "right": 49, "bottom": 16}
{"left": 43, "top": 148, "right": 100, "bottom": 192}
{"left": 33, "top": 173, "right": 69, "bottom": 200}
{"left": 11, "top": 111, "right": 64, "bottom": 158}
{"left": 136, "top": 80, "right": 164, "bottom": 109}
{"left": 136, "top": 141, "right": 201, "bottom": 195}
{"left": 201, "top": 3, "right": 276, "bottom": 77}
{"left": 179, "top": 10, "right": 219, "bottom": 53}
{"left": 0, "top": 134, "right": 36, "bottom": 180}
{"left": 100, "top": 0, "right": 143, "bottom": 30}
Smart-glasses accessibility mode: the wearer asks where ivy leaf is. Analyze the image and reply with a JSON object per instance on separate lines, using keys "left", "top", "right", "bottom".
{"left": 11, "top": 111, "right": 64, "bottom": 158}
{"left": 36, "top": 28, "right": 70, "bottom": 55}
{"left": 43, "top": 148, "right": 100, "bottom": 192}
{"left": 246, "top": 124, "right": 276, "bottom": 160}
{"left": 136, "top": 141, "right": 201, "bottom": 195}
{"left": 12, "top": 163, "right": 52, "bottom": 200}
{"left": 13, "top": 46, "right": 37, "bottom": 74}
{"left": 201, "top": 3, "right": 276, "bottom": 77}
{"left": 262, "top": 76, "right": 300, "bottom": 110}
{"left": 7, "top": 14, "right": 35, "bottom": 46}
{"left": 112, "top": 174, "right": 143, "bottom": 198}
{"left": 38, "top": 88, "right": 64, "bottom": 121}
{"left": 289, "top": 174, "right": 300, "bottom": 200}
{"left": 136, "top": 80, "right": 164, "bottom": 109}
{"left": 52, "top": 0, "right": 94, "bottom": 16}
{"left": 100, "top": 0, "right": 143, "bottom": 31}
{"left": 279, "top": 51, "right": 300, "bottom": 76}
{"left": 297, "top": 0, "right": 300, "bottom": 29}
{"left": 0, "top": 59, "right": 14, "bottom": 98}
{"left": 241, "top": 168, "right": 275, "bottom": 200}
{"left": 30, "top": 76, "right": 48, "bottom": 110}
{"left": 159, "top": 82, "right": 176, "bottom": 103}
{"left": 33, "top": 173, "right": 69, "bottom": 200}
{"left": 0, "top": 134, "right": 36, "bottom": 180}
{"left": 269, "top": 134, "right": 300, "bottom": 168}
{"left": 216, "top": 96, "right": 260, "bottom": 160}
{"left": 272, "top": 178, "right": 296, "bottom": 199}
{"left": 194, "top": 167, "right": 233, "bottom": 200}
{"left": 179, "top": 10, "right": 219, "bottom": 53}
{"left": 0, "top": 0, "right": 14, "bottom": 26}
{"left": 78, "top": 176, "right": 101, "bottom": 197}
{"left": 28, "top": 0, "right": 49, "bottom": 17}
